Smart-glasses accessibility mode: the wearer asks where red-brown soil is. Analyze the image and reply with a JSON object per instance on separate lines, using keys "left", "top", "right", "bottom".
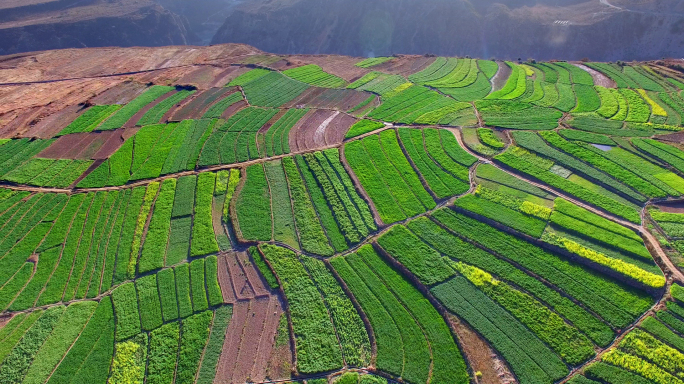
{"left": 289, "top": 109, "right": 355, "bottom": 152}
{"left": 657, "top": 133, "right": 684, "bottom": 144}
{"left": 225, "top": 251, "right": 256, "bottom": 301}
{"left": 210, "top": 66, "right": 248, "bottom": 88}
{"left": 171, "top": 87, "right": 235, "bottom": 121}
{"left": 160, "top": 92, "right": 195, "bottom": 124}
{"left": 655, "top": 202, "right": 684, "bottom": 214}
{"left": 214, "top": 266, "right": 285, "bottom": 384}
{"left": 289, "top": 109, "right": 332, "bottom": 152}
{"left": 221, "top": 100, "right": 247, "bottom": 120}
{"left": 92, "top": 129, "right": 127, "bottom": 159}
{"left": 89, "top": 81, "right": 148, "bottom": 105}
{"left": 0, "top": 78, "right": 123, "bottom": 137}
{"left": 370, "top": 55, "right": 436, "bottom": 76}
{"left": 258, "top": 109, "right": 288, "bottom": 135}
{"left": 0, "top": 106, "right": 44, "bottom": 138}
{"left": 231, "top": 297, "right": 270, "bottom": 383}
{"left": 573, "top": 63, "right": 616, "bottom": 88}
{"left": 0, "top": 44, "right": 260, "bottom": 83}
{"left": 448, "top": 314, "right": 513, "bottom": 384}
{"left": 178, "top": 65, "right": 226, "bottom": 89}
{"left": 324, "top": 113, "right": 356, "bottom": 146}
{"left": 22, "top": 105, "right": 83, "bottom": 139}
{"left": 215, "top": 300, "right": 250, "bottom": 383}
{"left": 236, "top": 251, "right": 269, "bottom": 297}
{"left": 217, "top": 254, "right": 237, "bottom": 303}
{"left": 284, "top": 87, "right": 372, "bottom": 111}
{"left": 491, "top": 61, "right": 512, "bottom": 92}
{"left": 38, "top": 130, "right": 122, "bottom": 159}
{"left": 251, "top": 295, "right": 285, "bottom": 382}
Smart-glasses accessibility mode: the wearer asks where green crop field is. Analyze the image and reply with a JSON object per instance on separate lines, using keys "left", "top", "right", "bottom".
{"left": 3, "top": 46, "right": 684, "bottom": 384}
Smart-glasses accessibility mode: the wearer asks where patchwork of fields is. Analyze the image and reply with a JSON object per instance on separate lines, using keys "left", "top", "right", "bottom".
{"left": 2, "top": 45, "right": 684, "bottom": 384}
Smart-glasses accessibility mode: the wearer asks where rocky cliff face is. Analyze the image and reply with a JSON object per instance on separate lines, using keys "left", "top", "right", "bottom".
{"left": 211, "top": 0, "right": 684, "bottom": 61}
{"left": 0, "top": 0, "right": 191, "bottom": 55}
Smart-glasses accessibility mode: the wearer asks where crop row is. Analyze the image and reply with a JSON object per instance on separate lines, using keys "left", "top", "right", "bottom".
{"left": 112, "top": 257, "right": 221, "bottom": 340}
{"left": 263, "top": 108, "right": 308, "bottom": 156}
{"left": 355, "top": 57, "right": 393, "bottom": 68}
{"left": 455, "top": 193, "right": 548, "bottom": 237}
{"left": 137, "top": 89, "right": 196, "bottom": 126}
{"left": 57, "top": 105, "right": 122, "bottom": 136}
{"left": 0, "top": 139, "right": 55, "bottom": 179}
{"left": 408, "top": 214, "right": 612, "bottom": 346}
{"left": 431, "top": 208, "right": 653, "bottom": 327}
{"left": 283, "top": 64, "right": 346, "bottom": 88}
{"left": 242, "top": 71, "right": 310, "bottom": 107}
{"left": 354, "top": 73, "right": 407, "bottom": 96}
{"left": 234, "top": 152, "right": 375, "bottom": 254}
{"left": 454, "top": 261, "right": 595, "bottom": 365}
{"left": 2, "top": 158, "right": 92, "bottom": 188}
{"left": 368, "top": 84, "right": 475, "bottom": 125}
{"left": 432, "top": 277, "right": 568, "bottom": 383}
{"left": 495, "top": 148, "right": 641, "bottom": 222}
{"left": 260, "top": 244, "right": 343, "bottom": 373}
{"left": 345, "top": 134, "right": 428, "bottom": 224}
{"left": 345, "top": 128, "right": 477, "bottom": 224}
{"left": 198, "top": 107, "right": 279, "bottom": 167}
{"left": 300, "top": 256, "right": 372, "bottom": 367}
{"left": 332, "top": 244, "right": 469, "bottom": 383}
{"left": 99, "top": 86, "right": 175, "bottom": 130}
{"left": 586, "top": 144, "right": 684, "bottom": 197}
{"left": 540, "top": 130, "right": 666, "bottom": 198}
{"left": 487, "top": 62, "right": 527, "bottom": 99}
{"left": 79, "top": 119, "right": 217, "bottom": 187}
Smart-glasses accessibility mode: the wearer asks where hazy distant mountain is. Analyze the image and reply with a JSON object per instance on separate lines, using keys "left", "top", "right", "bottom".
{"left": 1, "top": 0, "right": 683, "bottom": 61}
{"left": 0, "top": 0, "right": 191, "bottom": 55}
{"left": 211, "top": 0, "right": 684, "bottom": 61}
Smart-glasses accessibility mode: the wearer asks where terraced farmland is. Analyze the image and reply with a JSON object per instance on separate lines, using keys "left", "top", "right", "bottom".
{"left": 3, "top": 45, "right": 684, "bottom": 384}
